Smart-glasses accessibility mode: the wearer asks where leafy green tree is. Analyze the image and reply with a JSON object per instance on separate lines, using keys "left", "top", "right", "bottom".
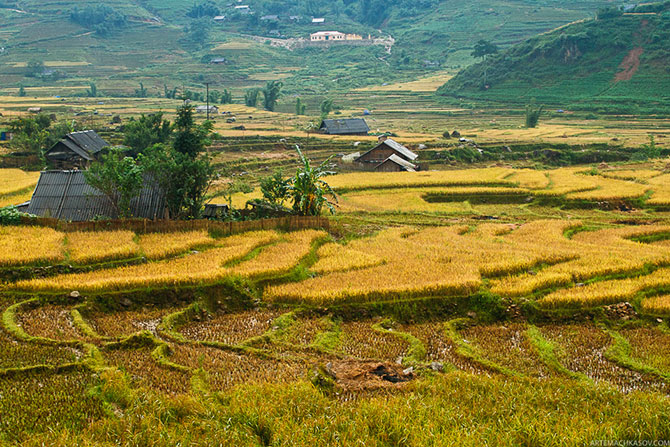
{"left": 18, "top": 85, "right": 26, "bottom": 97}
{"left": 26, "top": 61, "right": 45, "bottom": 78}
{"left": 245, "top": 88, "right": 260, "bottom": 107}
{"left": 187, "top": 1, "right": 220, "bottom": 18}
{"left": 123, "top": 113, "right": 172, "bottom": 156}
{"left": 288, "top": 146, "right": 337, "bottom": 216}
{"left": 84, "top": 150, "right": 144, "bottom": 218}
{"left": 164, "top": 85, "right": 179, "bottom": 99}
{"left": 173, "top": 104, "right": 210, "bottom": 157}
{"left": 185, "top": 19, "right": 211, "bottom": 47}
{"left": 320, "top": 98, "right": 334, "bottom": 119}
{"left": 86, "top": 82, "right": 98, "bottom": 97}
{"left": 141, "top": 105, "right": 214, "bottom": 219}
{"left": 220, "top": 89, "right": 233, "bottom": 104}
{"left": 295, "top": 98, "right": 306, "bottom": 115}
{"left": 262, "top": 80, "right": 283, "bottom": 112}
{"left": 525, "top": 102, "right": 544, "bottom": 128}
{"left": 135, "top": 82, "right": 147, "bottom": 98}
{"left": 471, "top": 40, "right": 498, "bottom": 60}
{"left": 260, "top": 169, "right": 290, "bottom": 205}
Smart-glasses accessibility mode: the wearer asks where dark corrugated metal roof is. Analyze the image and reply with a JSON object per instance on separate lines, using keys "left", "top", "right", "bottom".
{"left": 67, "top": 131, "right": 109, "bottom": 155}
{"left": 356, "top": 138, "right": 419, "bottom": 164}
{"left": 320, "top": 119, "right": 370, "bottom": 135}
{"left": 45, "top": 130, "right": 109, "bottom": 162}
{"left": 26, "top": 171, "right": 165, "bottom": 221}
{"left": 380, "top": 139, "right": 418, "bottom": 161}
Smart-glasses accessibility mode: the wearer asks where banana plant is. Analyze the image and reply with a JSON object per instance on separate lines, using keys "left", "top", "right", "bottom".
{"left": 288, "top": 145, "right": 338, "bottom": 216}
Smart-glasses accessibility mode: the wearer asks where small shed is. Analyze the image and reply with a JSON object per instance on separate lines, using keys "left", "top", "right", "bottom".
{"left": 356, "top": 137, "right": 418, "bottom": 164}
{"left": 319, "top": 119, "right": 369, "bottom": 136}
{"left": 44, "top": 130, "right": 110, "bottom": 169}
{"left": 196, "top": 105, "right": 219, "bottom": 114}
{"left": 26, "top": 170, "right": 166, "bottom": 221}
{"left": 375, "top": 154, "right": 417, "bottom": 172}
{"left": 203, "top": 203, "right": 229, "bottom": 219}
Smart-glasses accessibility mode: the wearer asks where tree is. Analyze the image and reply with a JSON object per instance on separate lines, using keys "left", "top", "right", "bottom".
{"left": 84, "top": 150, "right": 144, "bottom": 218}
{"left": 288, "top": 146, "right": 338, "bottom": 216}
{"left": 187, "top": 1, "right": 220, "bottom": 18}
{"left": 471, "top": 40, "right": 498, "bottom": 60}
{"left": 295, "top": 98, "right": 306, "bottom": 115}
{"left": 220, "top": 89, "right": 233, "bottom": 104}
{"left": 245, "top": 88, "right": 260, "bottom": 107}
{"left": 164, "top": 85, "right": 179, "bottom": 99}
{"left": 261, "top": 80, "right": 283, "bottom": 112}
{"left": 26, "top": 61, "right": 45, "bottom": 78}
{"left": 320, "top": 98, "right": 334, "bottom": 119}
{"left": 141, "top": 104, "right": 214, "bottom": 219}
{"left": 18, "top": 85, "right": 26, "bottom": 97}
{"left": 185, "top": 19, "right": 211, "bottom": 47}
{"left": 123, "top": 113, "right": 172, "bottom": 156}
{"left": 260, "top": 169, "right": 290, "bottom": 205}
{"left": 135, "top": 82, "right": 147, "bottom": 98}
{"left": 525, "top": 103, "right": 544, "bottom": 128}
{"left": 173, "top": 104, "right": 210, "bottom": 157}
{"left": 86, "top": 82, "right": 98, "bottom": 97}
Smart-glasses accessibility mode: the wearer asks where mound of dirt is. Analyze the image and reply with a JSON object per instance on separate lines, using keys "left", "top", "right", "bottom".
{"left": 329, "top": 360, "right": 415, "bottom": 391}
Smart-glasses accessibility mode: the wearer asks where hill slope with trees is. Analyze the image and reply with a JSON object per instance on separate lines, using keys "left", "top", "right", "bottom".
{"left": 438, "top": 2, "right": 670, "bottom": 114}
{"left": 0, "top": 0, "right": 613, "bottom": 97}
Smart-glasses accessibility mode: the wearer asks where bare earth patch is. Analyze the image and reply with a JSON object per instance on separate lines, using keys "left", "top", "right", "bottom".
{"left": 615, "top": 47, "right": 644, "bottom": 82}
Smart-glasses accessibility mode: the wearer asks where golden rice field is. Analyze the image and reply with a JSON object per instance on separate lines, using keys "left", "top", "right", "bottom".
{"left": 0, "top": 228, "right": 218, "bottom": 268}
{"left": 0, "top": 169, "right": 39, "bottom": 197}
{"left": 6, "top": 220, "right": 670, "bottom": 312}
{"left": 228, "top": 165, "right": 670, "bottom": 214}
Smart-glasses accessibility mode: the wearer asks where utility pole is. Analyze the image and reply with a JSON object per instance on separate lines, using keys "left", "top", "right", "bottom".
{"left": 206, "top": 82, "right": 210, "bottom": 121}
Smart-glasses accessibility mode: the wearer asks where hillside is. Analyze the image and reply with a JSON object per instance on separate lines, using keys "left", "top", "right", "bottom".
{"left": 0, "top": 0, "right": 613, "bottom": 99}
{"left": 438, "top": 2, "right": 670, "bottom": 114}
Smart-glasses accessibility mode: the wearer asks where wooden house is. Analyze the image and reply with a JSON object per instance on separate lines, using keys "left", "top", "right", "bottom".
{"left": 44, "top": 130, "right": 109, "bottom": 169}
{"left": 375, "top": 154, "right": 417, "bottom": 172}
{"left": 319, "top": 118, "right": 369, "bottom": 135}
{"left": 356, "top": 137, "right": 418, "bottom": 165}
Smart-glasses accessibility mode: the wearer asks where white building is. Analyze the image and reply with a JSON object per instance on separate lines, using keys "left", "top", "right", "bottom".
{"left": 310, "top": 31, "right": 345, "bottom": 41}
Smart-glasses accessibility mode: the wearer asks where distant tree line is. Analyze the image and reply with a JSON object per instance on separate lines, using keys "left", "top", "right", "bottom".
{"left": 70, "top": 5, "right": 127, "bottom": 36}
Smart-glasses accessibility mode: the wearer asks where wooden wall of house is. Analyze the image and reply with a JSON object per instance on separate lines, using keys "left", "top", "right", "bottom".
{"left": 375, "top": 161, "right": 405, "bottom": 172}
{"left": 357, "top": 147, "right": 398, "bottom": 164}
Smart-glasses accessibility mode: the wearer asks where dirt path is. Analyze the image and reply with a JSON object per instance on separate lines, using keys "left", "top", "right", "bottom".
{"left": 614, "top": 47, "right": 644, "bottom": 82}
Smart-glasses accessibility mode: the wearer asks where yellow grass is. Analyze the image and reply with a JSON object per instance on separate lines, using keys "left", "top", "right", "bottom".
{"left": 230, "top": 230, "right": 326, "bottom": 278}
{"left": 266, "top": 221, "right": 575, "bottom": 305}
{"left": 329, "top": 168, "right": 514, "bottom": 192}
{"left": 0, "top": 169, "right": 40, "bottom": 196}
{"left": 600, "top": 169, "right": 662, "bottom": 181}
{"left": 66, "top": 231, "right": 139, "bottom": 264}
{"left": 641, "top": 295, "right": 670, "bottom": 314}
{"left": 311, "top": 243, "right": 384, "bottom": 274}
{"left": 509, "top": 169, "right": 551, "bottom": 189}
{"left": 357, "top": 72, "right": 455, "bottom": 92}
{"left": 12, "top": 231, "right": 280, "bottom": 292}
{"left": 138, "top": 230, "right": 215, "bottom": 259}
{"left": 646, "top": 174, "right": 670, "bottom": 205}
{"left": 0, "top": 226, "right": 64, "bottom": 266}
{"left": 0, "top": 189, "right": 33, "bottom": 208}
{"left": 492, "top": 226, "right": 670, "bottom": 297}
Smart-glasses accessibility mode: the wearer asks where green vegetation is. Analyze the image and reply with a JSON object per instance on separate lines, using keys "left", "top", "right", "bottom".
{"left": 440, "top": 2, "right": 670, "bottom": 114}
{"left": 84, "top": 151, "right": 145, "bottom": 219}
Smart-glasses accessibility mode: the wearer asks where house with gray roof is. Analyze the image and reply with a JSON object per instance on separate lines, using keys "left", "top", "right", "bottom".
{"left": 319, "top": 118, "right": 370, "bottom": 135}
{"left": 44, "top": 130, "right": 109, "bottom": 169}
{"left": 356, "top": 137, "right": 418, "bottom": 165}
{"left": 25, "top": 170, "right": 166, "bottom": 221}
